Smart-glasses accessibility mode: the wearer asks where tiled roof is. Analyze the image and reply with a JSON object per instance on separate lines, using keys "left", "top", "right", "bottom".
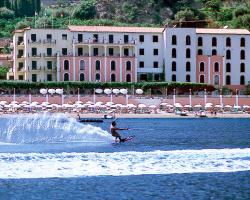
{"left": 68, "top": 25, "right": 164, "bottom": 33}
{"left": 0, "top": 38, "right": 11, "bottom": 47}
{"left": 196, "top": 28, "right": 250, "bottom": 35}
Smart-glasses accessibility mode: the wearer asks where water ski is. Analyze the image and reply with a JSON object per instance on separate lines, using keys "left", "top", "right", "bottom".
{"left": 117, "top": 135, "right": 135, "bottom": 143}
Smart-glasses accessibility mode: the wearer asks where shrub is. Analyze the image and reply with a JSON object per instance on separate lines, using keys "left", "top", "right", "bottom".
{"left": 72, "top": 0, "right": 96, "bottom": 20}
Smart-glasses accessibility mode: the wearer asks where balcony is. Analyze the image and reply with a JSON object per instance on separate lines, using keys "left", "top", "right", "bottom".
{"left": 43, "top": 39, "right": 56, "bottom": 44}
{"left": 17, "top": 67, "right": 26, "bottom": 72}
{"left": 43, "top": 53, "right": 57, "bottom": 58}
{"left": 28, "top": 53, "right": 42, "bottom": 58}
{"left": 28, "top": 66, "right": 42, "bottom": 71}
{"left": 44, "top": 67, "right": 56, "bottom": 71}
{"left": 28, "top": 39, "right": 42, "bottom": 44}
{"left": 17, "top": 41, "right": 24, "bottom": 46}
{"left": 17, "top": 54, "right": 24, "bottom": 59}
{"left": 74, "top": 39, "right": 136, "bottom": 46}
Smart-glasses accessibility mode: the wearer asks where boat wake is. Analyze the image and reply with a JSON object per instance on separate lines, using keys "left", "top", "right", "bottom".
{"left": 0, "top": 148, "right": 249, "bottom": 179}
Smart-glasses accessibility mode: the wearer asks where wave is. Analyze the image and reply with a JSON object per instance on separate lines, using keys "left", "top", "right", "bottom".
{"left": 0, "top": 148, "right": 249, "bottom": 179}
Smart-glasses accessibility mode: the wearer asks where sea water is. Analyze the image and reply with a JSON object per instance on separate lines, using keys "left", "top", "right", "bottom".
{"left": 0, "top": 114, "right": 249, "bottom": 199}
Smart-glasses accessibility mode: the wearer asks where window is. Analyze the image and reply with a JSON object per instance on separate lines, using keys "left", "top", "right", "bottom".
{"left": 109, "top": 35, "right": 113, "bottom": 43}
{"left": 139, "top": 35, "right": 144, "bottom": 42}
{"left": 200, "top": 62, "right": 204, "bottom": 72}
{"left": 18, "top": 36, "right": 23, "bottom": 44}
{"left": 126, "top": 61, "right": 131, "bottom": 71}
{"left": 93, "top": 48, "right": 98, "bottom": 56}
{"left": 111, "top": 61, "right": 116, "bottom": 71}
{"left": 139, "top": 48, "right": 144, "bottom": 55}
{"left": 172, "top": 74, "right": 176, "bottom": 82}
{"left": 139, "top": 61, "right": 144, "bottom": 68}
{"left": 78, "top": 34, "right": 82, "bottom": 42}
{"left": 95, "top": 60, "right": 100, "bottom": 71}
{"left": 78, "top": 48, "right": 83, "bottom": 56}
{"left": 240, "top": 63, "right": 245, "bottom": 73}
{"left": 186, "top": 35, "right": 191, "bottom": 45}
{"left": 18, "top": 49, "right": 24, "bottom": 57}
{"left": 240, "top": 38, "right": 245, "bottom": 47}
{"left": 172, "top": 35, "right": 177, "bottom": 45}
{"left": 186, "top": 62, "right": 191, "bottom": 72}
{"left": 226, "top": 75, "right": 231, "bottom": 85}
{"left": 124, "top": 48, "right": 129, "bottom": 56}
{"left": 62, "top": 34, "right": 67, "bottom": 40}
{"left": 214, "top": 75, "right": 219, "bottom": 85}
{"left": 62, "top": 48, "right": 67, "bottom": 56}
{"left": 32, "top": 74, "right": 37, "bottom": 82}
{"left": 186, "top": 75, "right": 191, "bottom": 82}
{"left": 212, "top": 37, "right": 217, "bottom": 46}
{"left": 31, "top": 34, "right": 36, "bottom": 42}
{"left": 64, "top": 73, "right": 69, "bottom": 81}
{"left": 124, "top": 35, "right": 129, "bottom": 43}
{"left": 18, "top": 75, "right": 23, "bottom": 80}
{"left": 47, "top": 48, "right": 52, "bottom": 56}
{"left": 226, "top": 50, "right": 231, "bottom": 59}
{"left": 96, "top": 73, "right": 100, "bottom": 81}
{"left": 47, "top": 34, "right": 52, "bottom": 40}
{"left": 80, "top": 60, "right": 85, "bottom": 70}
{"left": 198, "top": 49, "right": 203, "bottom": 55}
{"left": 186, "top": 48, "right": 191, "bottom": 58}
{"left": 212, "top": 49, "right": 217, "bottom": 56}
{"left": 111, "top": 74, "right": 116, "bottom": 82}
{"left": 200, "top": 75, "right": 204, "bottom": 83}
{"left": 226, "top": 63, "right": 231, "bottom": 72}
{"left": 153, "top": 49, "right": 158, "bottom": 55}
{"left": 172, "top": 48, "right": 176, "bottom": 58}
{"left": 154, "top": 74, "right": 160, "bottom": 81}
{"left": 47, "top": 74, "right": 52, "bottom": 81}
{"left": 214, "top": 62, "right": 219, "bottom": 72}
{"left": 240, "top": 50, "right": 245, "bottom": 60}
{"left": 64, "top": 60, "right": 69, "bottom": 70}
{"left": 93, "top": 34, "right": 98, "bottom": 42}
{"left": 240, "top": 75, "right": 245, "bottom": 85}
{"left": 126, "top": 74, "right": 131, "bottom": 82}
{"left": 109, "top": 48, "right": 114, "bottom": 56}
{"left": 32, "top": 48, "right": 37, "bottom": 56}
{"left": 47, "top": 61, "right": 52, "bottom": 70}
{"left": 153, "top": 61, "right": 158, "bottom": 68}
{"left": 198, "top": 37, "right": 203, "bottom": 46}
{"left": 80, "top": 73, "right": 84, "bottom": 81}
{"left": 172, "top": 61, "right": 176, "bottom": 71}
{"left": 32, "top": 61, "right": 37, "bottom": 70}
{"left": 153, "top": 35, "right": 158, "bottom": 42}
{"left": 140, "top": 74, "right": 147, "bottom": 81}
{"left": 18, "top": 62, "right": 24, "bottom": 71}
{"left": 226, "top": 37, "right": 231, "bottom": 47}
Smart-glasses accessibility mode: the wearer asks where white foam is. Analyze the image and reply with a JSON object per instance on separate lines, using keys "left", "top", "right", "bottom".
{"left": 0, "top": 148, "right": 249, "bottom": 179}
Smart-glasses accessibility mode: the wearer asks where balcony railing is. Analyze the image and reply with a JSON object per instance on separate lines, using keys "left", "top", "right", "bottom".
{"left": 17, "top": 41, "right": 24, "bottom": 45}
{"left": 43, "top": 53, "right": 57, "bottom": 58}
{"left": 28, "top": 39, "right": 42, "bottom": 44}
{"left": 75, "top": 39, "right": 136, "bottom": 45}
{"left": 28, "top": 53, "right": 42, "bottom": 58}
{"left": 17, "top": 67, "right": 25, "bottom": 72}
{"left": 43, "top": 39, "right": 56, "bottom": 44}
{"left": 28, "top": 66, "right": 43, "bottom": 71}
{"left": 17, "top": 54, "right": 24, "bottom": 58}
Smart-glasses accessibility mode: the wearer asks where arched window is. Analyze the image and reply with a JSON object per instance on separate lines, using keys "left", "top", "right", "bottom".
{"left": 240, "top": 50, "right": 245, "bottom": 60}
{"left": 200, "top": 62, "right": 205, "bottom": 72}
{"left": 212, "top": 37, "right": 217, "bottom": 46}
{"left": 111, "top": 74, "right": 116, "bottom": 82}
{"left": 172, "top": 35, "right": 177, "bottom": 45}
{"left": 80, "top": 73, "right": 84, "bottom": 81}
{"left": 226, "top": 50, "right": 231, "bottom": 59}
{"left": 64, "top": 60, "right": 69, "bottom": 70}
{"left": 172, "top": 61, "right": 176, "bottom": 71}
{"left": 111, "top": 61, "right": 116, "bottom": 71}
{"left": 80, "top": 60, "right": 85, "bottom": 70}
{"left": 200, "top": 75, "right": 204, "bottom": 83}
{"left": 64, "top": 73, "right": 69, "bottom": 81}
{"left": 198, "top": 49, "right": 203, "bottom": 55}
{"left": 186, "top": 62, "right": 191, "bottom": 72}
{"left": 226, "top": 63, "right": 231, "bottom": 72}
{"left": 172, "top": 74, "right": 176, "bottom": 82}
{"left": 186, "top": 48, "right": 191, "bottom": 58}
{"left": 240, "top": 63, "right": 245, "bottom": 73}
{"left": 126, "top": 61, "right": 131, "bottom": 71}
{"left": 95, "top": 60, "right": 100, "bottom": 71}
{"left": 214, "top": 62, "right": 219, "bottom": 72}
{"left": 186, "top": 74, "right": 190, "bottom": 82}
{"left": 186, "top": 35, "right": 191, "bottom": 45}
{"left": 240, "top": 38, "right": 245, "bottom": 47}
{"left": 126, "top": 74, "right": 131, "bottom": 82}
{"left": 96, "top": 73, "right": 100, "bottom": 81}
{"left": 226, "top": 37, "right": 231, "bottom": 47}
{"left": 226, "top": 75, "right": 231, "bottom": 85}
{"left": 240, "top": 75, "right": 245, "bottom": 85}
{"left": 214, "top": 75, "right": 219, "bottom": 85}
{"left": 212, "top": 49, "right": 217, "bottom": 56}
{"left": 172, "top": 48, "right": 176, "bottom": 58}
{"left": 198, "top": 37, "right": 203, "bottom": 46}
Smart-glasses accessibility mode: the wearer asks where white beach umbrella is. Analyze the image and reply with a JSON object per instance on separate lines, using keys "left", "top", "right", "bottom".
{"left": 11, "top": 101, "right": 19, "bottom": 104}
{"left": 40, "top": 88, "right": 47, "bottom": 95}
{"left": 149, "top": 105, "right": 157, "bottom": 109}
{"left": 77, "top": 104, "right": 86, "bottom": 109}
{"left": 184, "top": 105, "right": 192, "bottom": 108}
{"left": 86, "top": 101, "right": 94, "bottom": 104}
{"left": 243, "top": 105, "right": 250, "bottom": 109}
{"left": 135, "top": 89, "right": 143, "bottom": 95}
{"left": 120, "top": 89, "right": 128, "bottom": 95}
{"left": 112, "top": 89, "right": 120, "bottom": 94}
{"left": 127, "top": 104, "right": 136, "bottom": 108}
{"left": 55, "top": 89, "right": 63, "bottom": 95}
{"left": 106, "top": 101, "right": 114, "bottom": 105}
{"left": 41, "top": 102, "right": 50, "bottom": 106}
{"left": 75, "top": 101, "right": 83, "bottom": 104}
{"left": 0, "top": 101, "right": 7, "bottom": 105}
{"left": 138, "top": 104, "right": 147, "bottom": 108}
{"left": 174, "top": 103, "right": 183, "bottom": 108}
{"left": 21, "top": 101, "right": 29, "bottom": 104}
{"left": 160, "top": 102, "right": 168, "bottom": 106}
{"left": 234, "top": 105, "right": 241, "bottom": 109}
{"left": 95, "top": 101, "right": 103, "bottom": 105}
{"left": 194, "top": 104, "right": 202, "bottom": 108}
{"left": 95, "top": 88, "right": 103, "bottom": 94}
{"left": 115, "top": 104, "right": 123, "bottom": 107}
{"left": 104, "top": 89, "right": 112, "bottom": 95}
{"left": 48, "top": 89, "right": 56, "bottom": 94}
{"left": 224, "top": 105, "right": 232, "bottom": 108}
{"left": 4, "top": 105, "right": 11, "bottom": 108}
{"left": 88, "top": 105, "right": 96, "bottom": 108}
{"left": 215, "top": 105, "right": 222, "bottom": 108}
{"left": 166, "top": 104, "right": 174, "bottom": 108}
{"left": 31, "top": 101, "right": 39, "bottom": 105}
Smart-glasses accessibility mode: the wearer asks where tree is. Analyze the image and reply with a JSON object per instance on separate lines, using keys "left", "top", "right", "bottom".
{"left": 72, "top": 0, "right": 96, "bottom": 20}
{"left": 0, "top": 66, "right": 9, "bottom": 80}
{"left": 0, "top": 7, "right": 15, "bottom": 19}
{"left": 174, "top": 9, "right": 197, "bottom": 22}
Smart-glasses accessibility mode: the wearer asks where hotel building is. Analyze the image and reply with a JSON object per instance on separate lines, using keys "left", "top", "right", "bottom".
{"left": 9, "top": 26, "right": 250, "bottom": 89}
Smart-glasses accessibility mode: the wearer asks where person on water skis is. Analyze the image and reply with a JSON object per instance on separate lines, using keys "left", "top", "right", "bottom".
{"left": 110, "top": 120, "right": 128, "bottom": 142}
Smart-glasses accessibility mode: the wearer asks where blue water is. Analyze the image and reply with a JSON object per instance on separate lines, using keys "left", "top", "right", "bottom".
{"left": 0, "top": 115, "right": 249, "bottom": 199}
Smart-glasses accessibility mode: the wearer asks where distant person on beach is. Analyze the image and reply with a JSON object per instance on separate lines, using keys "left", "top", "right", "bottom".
{"left": 110, "top": 121, "right": 128, "bottom": 142}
